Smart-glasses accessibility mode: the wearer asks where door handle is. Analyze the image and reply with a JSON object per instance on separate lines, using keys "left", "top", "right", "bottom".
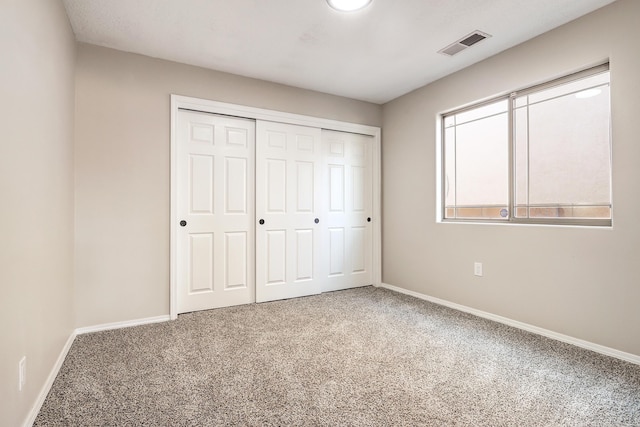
{"left": 180, "top": 220, "right": 187, "bottom": 227}
{"left": 314, "top": 218, "right": 320, "bottom": 224}
{"left": 259, "top": 219, "right": 265, "bottom": 225}
{"left": 367, "top": 217, "right": 371, "bottom": 222}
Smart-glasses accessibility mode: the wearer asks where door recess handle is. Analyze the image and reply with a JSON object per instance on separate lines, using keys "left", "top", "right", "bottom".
{"left": 314, "top": 218, "right": 320, "bottom": 224}
{"left": 180, "top": 220, "right": 187, "bottom": 227}
{"left": 259, "top": 219, "right": 265, "bottom": 225}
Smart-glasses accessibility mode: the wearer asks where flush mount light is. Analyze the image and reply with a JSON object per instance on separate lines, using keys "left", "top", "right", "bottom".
{"left": 326, "top": 0, "right": 372, "bottom": 12}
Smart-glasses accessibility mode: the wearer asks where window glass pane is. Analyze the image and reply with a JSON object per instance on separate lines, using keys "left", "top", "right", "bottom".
{"left": 514, "top": 95, "right": 528, "bottom": 108}
{"left": 514, "top": 106, "right": 528, "bottom": 217}
{"left": 528, "top": 72, "right": 609, "bottom": 105}
{"left": 444, "top": 127, "right": 456, "bottom": 217}
{"left": 444, "top": 115, "right": 455, "bottom": 128}
{"left": 528, "top": 205, "right": 611, "bottom": 219}
{"left": 455, "top": 110, "right": 509, "bottom": 219}
{"left": 526, "top": 85, "right": 611, "bottom": 218}
{"left": 455, "top": 100, "right": 508, "bottom": 126}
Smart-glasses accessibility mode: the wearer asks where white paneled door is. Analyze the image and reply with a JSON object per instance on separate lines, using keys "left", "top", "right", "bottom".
{"left": 176, "top": 110, "right": 255, "bottom": 313}
{"left": 255, "top": 121, "right": 323, "bottom": 302}
{"left": 322, "top": 130, "right": 374, "bottom": 292}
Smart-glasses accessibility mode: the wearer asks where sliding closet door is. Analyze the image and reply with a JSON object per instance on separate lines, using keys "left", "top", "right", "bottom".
{"left": 255, "top": 121, "right": 323, "bottom": 303}
{"left": 176, "top": 110, "right": 255, "bottom": 313}
{"left": 322, "top": 130, "right": 374, "bottom": 292}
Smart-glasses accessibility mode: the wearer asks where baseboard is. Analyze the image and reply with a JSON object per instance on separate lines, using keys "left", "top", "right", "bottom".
{"left": 22, "top": 291, "right": 637, "bottom": 426}
{"left": 379, "top": 282, "right": 640, "bottom": 365}
{"left": 23, "top": 331, "right": 77, "bottom": 427}
{"left": 75, "top": 315, "right": 171, "bottom": 335}
{"left": 22, "top": 315, "right": 172, "bottom": 426}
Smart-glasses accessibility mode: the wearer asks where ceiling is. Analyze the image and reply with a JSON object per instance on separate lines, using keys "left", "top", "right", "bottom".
{"left": 62, "top": 0, "right": 616, "bottom": 104}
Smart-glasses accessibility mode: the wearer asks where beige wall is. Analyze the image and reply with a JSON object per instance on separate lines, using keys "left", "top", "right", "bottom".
{"left": 382, "top": 0, "right": 640, "bottom": 357}
{"left": 74, "top": 44, "right": 382, "bottom": 327}
{"left": 0, "top": 0, "right": 76, "bottom": 425}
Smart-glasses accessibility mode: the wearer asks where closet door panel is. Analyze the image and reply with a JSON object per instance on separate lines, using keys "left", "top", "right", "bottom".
{"left": 176, "top": 110, "right": 255, "bottom": 313}
{"left": 321, "top": 130, "right": 374, "bottom": 292}
{"left": 256, "top": 121, "right": 322, "bottom": 302}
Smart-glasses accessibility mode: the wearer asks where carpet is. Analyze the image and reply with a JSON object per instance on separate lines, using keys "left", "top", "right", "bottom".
{"left": 35, "top": 287, "right": 640, "bottom": 426}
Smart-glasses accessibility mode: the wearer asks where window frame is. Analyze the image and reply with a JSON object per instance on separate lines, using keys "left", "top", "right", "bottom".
{"left": 440, "top": 63, "right": 612, "bottom": 227}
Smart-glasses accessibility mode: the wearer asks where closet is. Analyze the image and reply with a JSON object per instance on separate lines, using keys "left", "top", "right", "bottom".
{"left": 172, "top": 100, "right": 379, "bottom": 315}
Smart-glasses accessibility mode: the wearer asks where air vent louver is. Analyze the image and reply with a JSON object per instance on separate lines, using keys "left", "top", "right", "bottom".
{"left": 441, "top": 44, "right": 468, "bottom": 56}
{"left": 438, "top": 30, "right": 491, "bottom": 56}
{"left": 459, "top": 32, "right": 487, "bottom": 46}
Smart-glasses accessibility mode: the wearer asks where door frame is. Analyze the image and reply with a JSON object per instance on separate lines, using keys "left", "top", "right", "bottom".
{"left": 170, "top": 94, "right": 382, "bottom": 320}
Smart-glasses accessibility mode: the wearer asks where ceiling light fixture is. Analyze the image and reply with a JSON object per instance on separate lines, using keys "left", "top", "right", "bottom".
{"left": 326, "top": 0, "right": 372, "bottom": 12}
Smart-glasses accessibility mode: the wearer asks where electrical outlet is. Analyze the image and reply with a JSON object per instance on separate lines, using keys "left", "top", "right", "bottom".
{"left": 474, "top": 262, "right": 483, "bottom": 277}
{"left": 19, "top": 356, "right": 26, "bottom": 391}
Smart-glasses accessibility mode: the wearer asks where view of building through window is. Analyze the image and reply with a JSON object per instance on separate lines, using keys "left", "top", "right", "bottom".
{"left": 443, "top": 65, "right": 611, "bottom": 225}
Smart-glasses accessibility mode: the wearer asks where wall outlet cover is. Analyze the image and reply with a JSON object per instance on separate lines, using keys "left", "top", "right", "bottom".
{"left": 19, "top": 356, "right": 26, "bottom": 391}
{"left": 474, "top": 262, "right": 483, "bottom": 277}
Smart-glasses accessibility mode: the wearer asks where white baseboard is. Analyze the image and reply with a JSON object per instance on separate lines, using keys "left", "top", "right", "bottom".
{"left": 23, "top": 291, "right": 638, "bottom": 427}
{"left": 75, "top": 315, "right": 171, "bottom": 335}
{"left": 23, "top": 331, "right": 76, "bottom": 427}
{"left": 23, "top": 315, "right": 172, "bottom": 426}
{"left": 378, "top": 282, "right": 640, "bottom": 365}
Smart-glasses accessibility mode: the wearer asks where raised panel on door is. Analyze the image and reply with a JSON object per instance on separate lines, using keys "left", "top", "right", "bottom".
{"left": 295, "top": 229, "right": 314, "bottom": 281}
{"left": 177, "top": 110, "right": 255, "bottom": 313}
{"left": 224, "top": 232, "right": 248, "bottom": 289}
{"left": 189, "top": 155, "right": 215, "bottom": 214}
{"left": 321, "top": 130, "right": 374, "bottom": 292}
{"left": 329, "top": 165, "right": 345, "bottom": 212}
{"left": 267, "top": 159, "right": 287, "bottom": 213}
{"left": 266, "top": 229, "right": 287, "bottom": 285}
{"left": 296, "top": 161, "right": 314, "bottom": 213}
{"left": 256, "top": 121, "right": 322, "bottom": 302}
{"left": 328, "top": 227, "right": 345, "bottom": 276}
{"left": 225, "top": 157, "right": 248, "bottom": 214}
{"left": 350, "top": 226, "right": 367, "bottom": 273}
{"left": 189, "top": 233, "right": 214, "bottom": 293}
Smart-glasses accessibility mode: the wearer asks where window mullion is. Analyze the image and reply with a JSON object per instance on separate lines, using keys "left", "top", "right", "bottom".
{"left": 508, "top": 94, "right": 515, "bottom": 222}
{"left": 453, "top": 120, "right": 457, "bottom": 219}
{"left": 526, "top": 99, "right": 530, "bottom": 220}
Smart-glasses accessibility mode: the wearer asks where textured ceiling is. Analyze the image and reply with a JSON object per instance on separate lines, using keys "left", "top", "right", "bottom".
{"left": 62, "top": 0, "right": 616, "bottom": 104}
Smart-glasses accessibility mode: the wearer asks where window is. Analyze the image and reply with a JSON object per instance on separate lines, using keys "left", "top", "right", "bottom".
{"left": 442, "top": 64, "right": 611, "bottom": 226}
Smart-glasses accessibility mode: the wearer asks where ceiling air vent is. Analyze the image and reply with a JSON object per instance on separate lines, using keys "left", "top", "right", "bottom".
{"left": 438, "top": 30, "right": 491, "bottom": 56}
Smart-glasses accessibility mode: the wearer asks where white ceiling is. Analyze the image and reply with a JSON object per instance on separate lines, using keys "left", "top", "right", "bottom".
{"left": 62, "top": 0, "right": 616, "bottom": 104}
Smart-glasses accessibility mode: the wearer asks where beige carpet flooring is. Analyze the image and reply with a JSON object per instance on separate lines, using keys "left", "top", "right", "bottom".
{"left": 35, "top": 287, "right": 640, "bottom": 426}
